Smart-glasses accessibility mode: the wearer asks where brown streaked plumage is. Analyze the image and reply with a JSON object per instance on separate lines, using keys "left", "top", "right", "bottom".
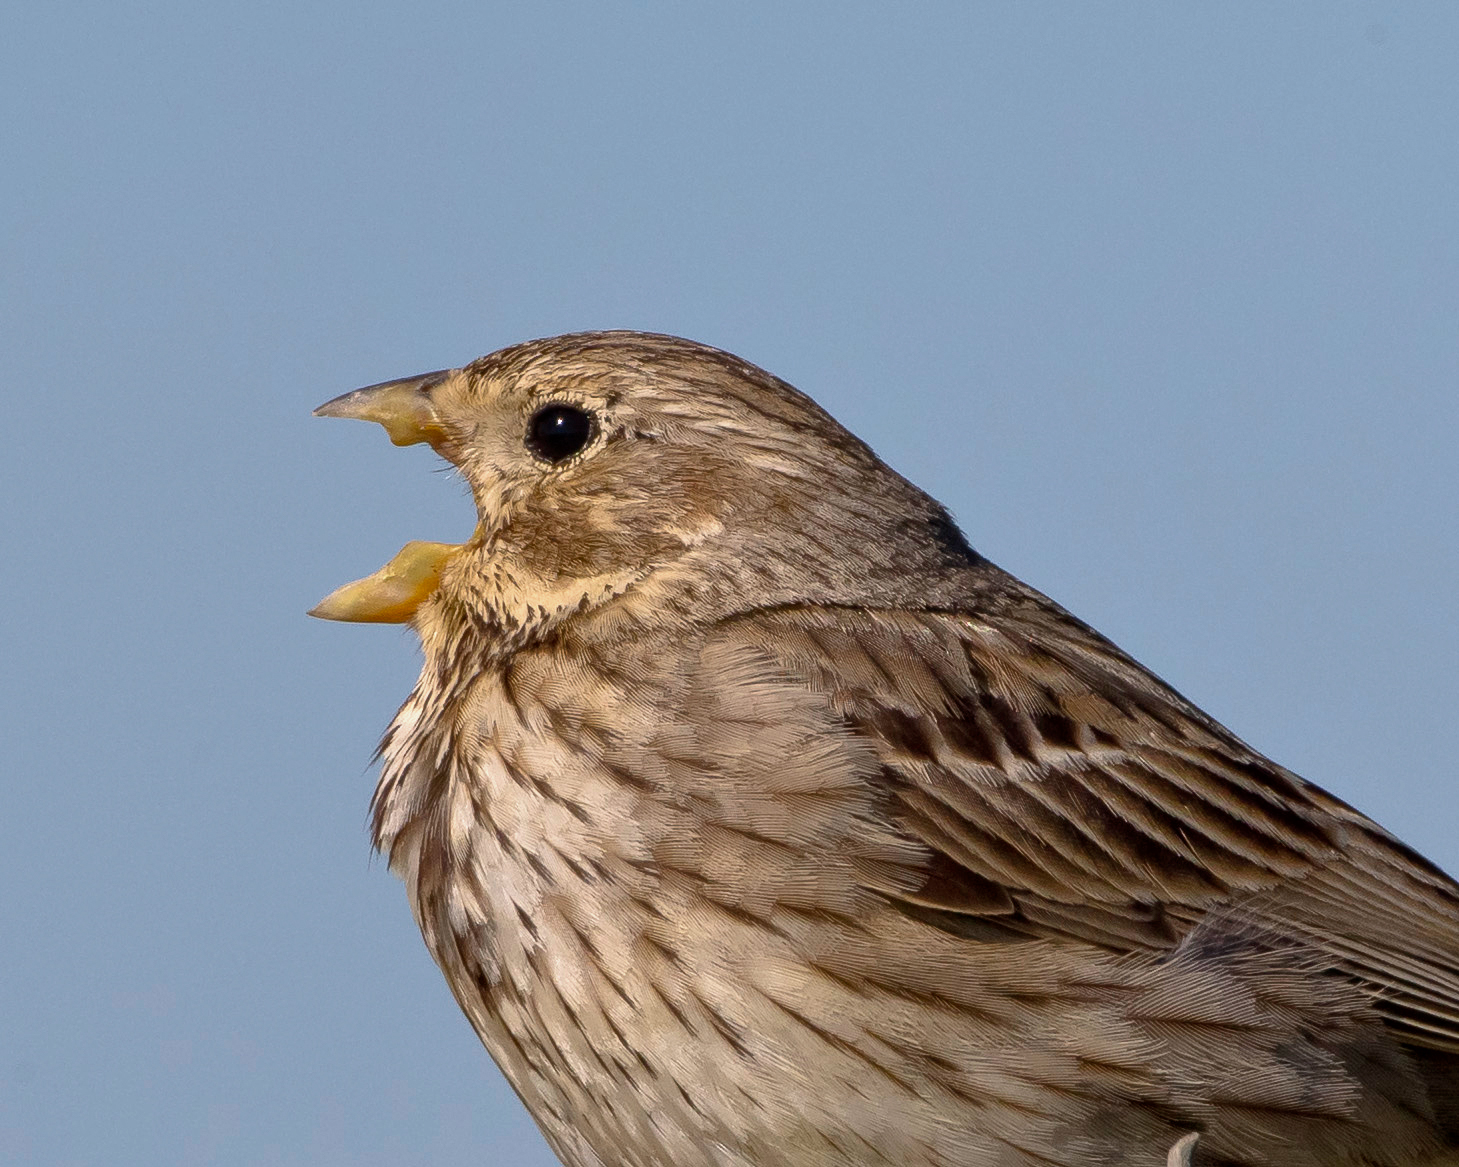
{"left": 313, "top": 332, "right": 1459, "bottom": 1166}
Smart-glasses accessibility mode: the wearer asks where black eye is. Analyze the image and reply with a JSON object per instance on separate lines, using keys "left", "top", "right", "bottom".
{"left": 525, "top": 403, "right": 596, "bottom": 463}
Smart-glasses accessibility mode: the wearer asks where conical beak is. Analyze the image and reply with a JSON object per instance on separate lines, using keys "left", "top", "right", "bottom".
{"left": 311, "top": 370, "right": 467, "bottom": 624}
{"left": 313, "top": 370, "right": 452, "bottom": 449}
{"left": 309, "top": 540, "right": 464, "bottom": 623}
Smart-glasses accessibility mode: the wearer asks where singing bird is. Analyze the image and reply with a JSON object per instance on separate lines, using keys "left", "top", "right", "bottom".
{"left": 312, "top": 332, "right": 1459, "bottom": 1166}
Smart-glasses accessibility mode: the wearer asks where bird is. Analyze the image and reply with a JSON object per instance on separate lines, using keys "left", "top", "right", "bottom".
{"left": 311, "top": 331, "right": 1459, "bottom": 1166}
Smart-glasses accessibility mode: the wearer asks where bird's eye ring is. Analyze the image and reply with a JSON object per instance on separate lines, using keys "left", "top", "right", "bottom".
{"left": 525, "top": 403, "right": 597, "bottom": 464}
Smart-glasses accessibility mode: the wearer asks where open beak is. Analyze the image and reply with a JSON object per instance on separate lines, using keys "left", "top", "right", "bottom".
{"left": 310, "top": 370, "right": 469, "bottom": 624}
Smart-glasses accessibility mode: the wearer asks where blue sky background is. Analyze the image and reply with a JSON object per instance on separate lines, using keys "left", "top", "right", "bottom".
{"left": 3, "top": 4, "right": 1457, "bottom": 1164}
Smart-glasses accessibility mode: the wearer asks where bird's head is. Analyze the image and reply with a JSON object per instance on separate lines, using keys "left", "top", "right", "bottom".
{"left": 311, "top": 332, "right": 978, "bottom": 653}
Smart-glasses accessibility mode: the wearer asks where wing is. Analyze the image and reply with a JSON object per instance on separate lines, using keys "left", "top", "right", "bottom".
{"left": 704, "top": 592, "right": 1459, "bottom": 1052}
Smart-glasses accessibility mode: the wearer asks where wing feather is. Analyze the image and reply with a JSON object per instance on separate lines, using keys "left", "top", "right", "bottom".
{"left": 714, "top": 598, "right": 1459, "bottom": 1051}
